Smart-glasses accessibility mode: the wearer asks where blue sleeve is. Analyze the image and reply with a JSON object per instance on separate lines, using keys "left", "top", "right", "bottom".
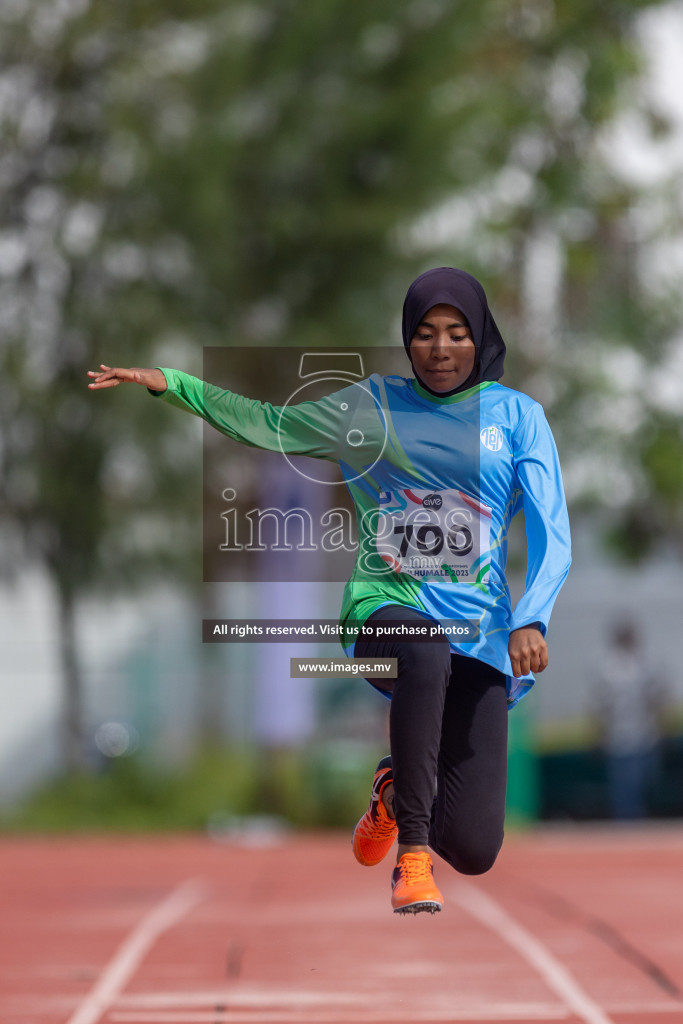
{"left": 509, "top": 403, "right": 571, "bottom": 634}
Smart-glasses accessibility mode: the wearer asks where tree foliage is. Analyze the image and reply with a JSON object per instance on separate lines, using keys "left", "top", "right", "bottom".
{"left": 1, "top": 0, "right": 680, "bottom": 765}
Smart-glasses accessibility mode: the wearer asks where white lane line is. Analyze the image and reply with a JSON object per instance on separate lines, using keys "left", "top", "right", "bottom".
{"left": 65, "top": 878, "right": 206, "bottom": 1024}
{"left": 105, "top": 1002, "right": 683, "bottom": 1022}
{"left": 107, "top": 1011, "right": 569, "bottom": 1023}
{"left": 453, "top": 882, "right": 615, "bottom": 1024}
{"left": 109, "top": 990, "right": 570, "bottom": 1020}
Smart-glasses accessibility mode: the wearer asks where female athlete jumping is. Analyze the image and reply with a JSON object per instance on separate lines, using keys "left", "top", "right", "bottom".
{"left": 88, "top": 267, "right": 571, "bottom": 914}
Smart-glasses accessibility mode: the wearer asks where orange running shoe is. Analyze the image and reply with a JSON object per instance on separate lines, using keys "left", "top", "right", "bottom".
{"left": 352, "top": 756, "right": 398, "bottom": 866}
{"left": 391, "top": 852, "right": 443, "bottom": 914}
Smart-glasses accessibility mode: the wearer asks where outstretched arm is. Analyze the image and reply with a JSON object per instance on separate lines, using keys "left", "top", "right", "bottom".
{"left": 86, "top": 363, "right": 365, "bottom": 461}
{"left": 87, "top": 364, "right": 167, "bottom": 392}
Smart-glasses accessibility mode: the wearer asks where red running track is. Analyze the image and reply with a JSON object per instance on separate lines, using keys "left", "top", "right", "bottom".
{"left": 1, "top": 827, "right": 683, "bottom": 1024}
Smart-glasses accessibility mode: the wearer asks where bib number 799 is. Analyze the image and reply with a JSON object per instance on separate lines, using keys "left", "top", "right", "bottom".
{"left": 373, "top": 487, "right": 490, "bottom": 582}
{"left": 392, "top": 522, "right": 473, "bottom": 558}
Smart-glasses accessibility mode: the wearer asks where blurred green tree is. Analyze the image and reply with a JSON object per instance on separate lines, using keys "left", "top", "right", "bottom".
{"left": 0, "top": 0, "right": 678, "bottom": 771}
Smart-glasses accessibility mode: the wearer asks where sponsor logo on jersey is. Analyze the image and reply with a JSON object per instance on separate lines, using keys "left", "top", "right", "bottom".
{"left": 480, "top": 426, "right": 503, "bottom": 452}
{"left": 422, "top": 492, "right": 443, "bottom": 509}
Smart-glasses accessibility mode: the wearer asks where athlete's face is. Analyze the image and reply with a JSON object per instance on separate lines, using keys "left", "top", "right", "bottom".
{"left": 409, "top": 304, "right": 476, "bottom": 392}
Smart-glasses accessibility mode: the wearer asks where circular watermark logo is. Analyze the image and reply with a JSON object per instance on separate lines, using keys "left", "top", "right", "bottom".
{"left": 277, "top": 375, "right": 389, "bottom": 486}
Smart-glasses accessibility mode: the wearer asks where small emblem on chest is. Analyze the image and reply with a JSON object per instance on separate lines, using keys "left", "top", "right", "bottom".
{"left": 480, "top": 426, "right": 503, "bottom": 452}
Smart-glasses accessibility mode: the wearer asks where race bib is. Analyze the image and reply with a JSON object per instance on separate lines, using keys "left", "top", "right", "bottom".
{"left": 376, "top": 488, "right": 491, "bottom": 583}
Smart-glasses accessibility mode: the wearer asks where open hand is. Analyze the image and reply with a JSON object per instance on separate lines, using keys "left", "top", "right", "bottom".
{"left": 87, "top": 365, "right": 167, "bottom": 392}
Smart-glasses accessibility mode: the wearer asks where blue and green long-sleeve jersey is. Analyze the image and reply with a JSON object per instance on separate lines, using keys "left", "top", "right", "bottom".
{"left": 154, "top": 368, "right": 571, "bottom": 707}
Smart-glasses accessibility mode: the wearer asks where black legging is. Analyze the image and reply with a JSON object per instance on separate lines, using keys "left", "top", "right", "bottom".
{"left": 355, "top": 604, "right": 508, "bottom": 875}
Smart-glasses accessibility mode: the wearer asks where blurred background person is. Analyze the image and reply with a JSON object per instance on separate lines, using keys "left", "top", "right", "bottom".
{"left": 594, "top": 617, "right": 666, "bottom": 820}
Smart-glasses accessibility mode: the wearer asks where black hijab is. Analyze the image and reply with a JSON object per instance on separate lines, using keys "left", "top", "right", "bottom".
{"left": 401, "top": 267, "right": 506, "bottom": 396}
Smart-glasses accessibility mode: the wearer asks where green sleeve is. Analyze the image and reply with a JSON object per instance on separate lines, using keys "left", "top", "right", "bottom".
{"left": 151, "top": 367, "right": 344, "bottom": 460}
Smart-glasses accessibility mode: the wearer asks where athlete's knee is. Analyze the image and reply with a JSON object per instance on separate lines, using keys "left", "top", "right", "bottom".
{"left": 433, "top": 829, "right": 504, "bottom": 876}
{"left": 452, "top": 842, "right": 502, "bottom": 876}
